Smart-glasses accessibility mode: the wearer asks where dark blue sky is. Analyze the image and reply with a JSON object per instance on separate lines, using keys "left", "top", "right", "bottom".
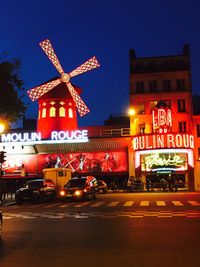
{"left": 1, "top": 0, "right": 200, "bottom": 126}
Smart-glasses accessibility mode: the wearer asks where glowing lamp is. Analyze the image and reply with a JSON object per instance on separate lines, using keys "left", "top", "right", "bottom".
{"left": 0, "top": 123, "right": 5, "bottom": 133}
{"left": 128, "top": 108, "right": 135, "bottom": 116}
{"left": 74, "top": 190, "right": 81, "bottom": 196}
{"left": 59, "top": 190, "right": 66, "bottom": 197}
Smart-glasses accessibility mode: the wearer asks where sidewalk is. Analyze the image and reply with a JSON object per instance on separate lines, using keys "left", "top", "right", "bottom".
{"left": 1, "top": 195, "right": 16, "bottom": 207}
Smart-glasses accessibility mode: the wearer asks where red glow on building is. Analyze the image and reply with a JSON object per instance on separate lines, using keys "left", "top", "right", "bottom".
{"left": 37, "top": 82, "right": 79, "bottom": 138}
{"left": 152, "top": 102, "right": 172, "bottom": 133}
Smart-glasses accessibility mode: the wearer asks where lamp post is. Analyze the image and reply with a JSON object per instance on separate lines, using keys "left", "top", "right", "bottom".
{"left": 0, "top": 122, "right": 5, "bottom": 204}
{"left": 128, "top": 108, "right": 137, "bottom": 136}
{"left": 0, "top": 123, "right": 5, "bottom": 134}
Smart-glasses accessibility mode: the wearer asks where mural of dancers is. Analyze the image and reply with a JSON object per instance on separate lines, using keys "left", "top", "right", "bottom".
{"left": 41, "top": 151, "right": 127, "bottom": 174}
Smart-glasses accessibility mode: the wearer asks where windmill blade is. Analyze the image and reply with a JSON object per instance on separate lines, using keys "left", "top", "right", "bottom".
{"left": 69, "top": 56, "right": 100, "bottom": 78}
{"left": 67, "top": 82, "right": 90, "bottom": 116}
{"left": 27, "top": 78, "right": 61, "bottom": 101}
{"left": 39, "top": 39, "right": 64, "bottom": 74}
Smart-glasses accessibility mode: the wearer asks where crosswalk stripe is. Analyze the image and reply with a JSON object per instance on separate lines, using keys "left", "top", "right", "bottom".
{"left": 107, "top": 201, "right": 119, "bottom": 207}
{"left": 3, "top": 210, "right": 200, "bottom": 220}
{"left": 172, "top": 201, "right": 183, "bottom": 206}
{"left": 90, "top": 202, "right": 105, "bottom": 207}
{"left": 188, "top": 201, "right": 200, "bottom": 206}
{"left": 6, "top": 199, "right": 200, "bottom": 209}
{"left": 145, "top": 212, "right": 159, "bottom": 216}
{"left": 140, "top": 201, "right": 149, "bottom": 206}
{"left": 124, "top": 201, "right": 134, "bottom": 207}
{"left": 74, "top": 202, "right": 90, "bottom": 208}
{"left": 59, "top": 203, "right": 73, "bottom": 208}
{"left": 173, "top": 212, "right": 187, "bottom": 216}
{"left": 156, "top": 201, "right": 166, "bottom": 206}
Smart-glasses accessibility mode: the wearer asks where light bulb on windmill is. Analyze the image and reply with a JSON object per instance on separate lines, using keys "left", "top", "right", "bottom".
{"left": 27, "top": 39, "right": 100, "bottom": 138}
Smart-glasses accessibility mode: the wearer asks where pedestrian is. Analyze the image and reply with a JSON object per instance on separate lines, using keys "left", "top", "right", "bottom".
{"left": 168, "top": 176, "right": 175, "bottom": 192}
{"left": 1, "top": 179, "right": 7, "bottom": 201}
{"left": 146, "top": 176, "right": 151, "bottom": 191}
{"left": 127, "top": 176, "right": 134, "bottom": 192}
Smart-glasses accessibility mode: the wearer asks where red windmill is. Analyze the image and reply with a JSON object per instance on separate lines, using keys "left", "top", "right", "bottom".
{"left": 27, "top": 39, "right": 100, "bottom": 138}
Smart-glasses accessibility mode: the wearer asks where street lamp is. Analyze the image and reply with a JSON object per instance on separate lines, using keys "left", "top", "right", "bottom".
{"left": 128, "top": 108, "right": 135, "bottom": 117}
{"left": 0, "top": 123, "right": 5, "bottom": 134}
{"left": 0, "top": 123, "right": 5, "bottom": 204}
{"left": 128, "top": 108, "right": 137, "bottom": 135}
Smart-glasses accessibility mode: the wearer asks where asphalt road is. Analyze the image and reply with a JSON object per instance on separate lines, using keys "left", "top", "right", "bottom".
{"left": 1, "top": 192, "right": 200, "bottom": 267}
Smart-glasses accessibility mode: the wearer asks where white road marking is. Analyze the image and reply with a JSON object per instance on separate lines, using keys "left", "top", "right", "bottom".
{"left": 107, "top": 201, "right": 119, "bottom": 207}
{"left": 172, "top": 201, "right": 184, "bottom": 206}
{"left": 188, "top": 201, "right": 200, "bottom": 206}
{"left": 140, "top": 201, "right": 149, "bottom": 206}
{"left": 156, "top": 201, "right": 166, "bottom": 206}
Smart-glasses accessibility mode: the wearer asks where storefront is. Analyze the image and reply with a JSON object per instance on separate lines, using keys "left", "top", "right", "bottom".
{"left": 0, "top": 129, "right": 130, "bottom": 189}
{"left": 132, "top": 133, "right": 194, "bottom": 191}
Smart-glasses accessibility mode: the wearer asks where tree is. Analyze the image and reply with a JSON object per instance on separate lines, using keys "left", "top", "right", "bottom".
{"left": 0, "top": 52, "right": 26, "bottom": 129}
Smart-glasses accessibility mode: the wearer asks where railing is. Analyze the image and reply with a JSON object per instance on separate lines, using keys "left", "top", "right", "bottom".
{"left": 99, "top": 128, "right": 130, "bottom": 137}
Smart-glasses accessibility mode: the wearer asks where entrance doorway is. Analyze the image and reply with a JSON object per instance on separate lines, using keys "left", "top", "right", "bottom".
{"left": 145, "top": 173, "right": 186, "bottom": 192}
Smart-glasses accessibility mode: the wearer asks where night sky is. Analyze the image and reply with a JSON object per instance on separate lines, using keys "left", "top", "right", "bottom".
{"left": 1, "top": 0, "right": 200, "bottom": 127}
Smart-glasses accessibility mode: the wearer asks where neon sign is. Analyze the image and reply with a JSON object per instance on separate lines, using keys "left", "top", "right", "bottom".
{"left": 142, "top": 153, "right": 186, "bottom": 172}
{"left": 51, "top": 130, "right": 88, "bottom": 141}
{"left": 0, "top": 130, "right": 88, "bottom": 145}
{"left": 152, "top": 104, "right": 172, "bottom": 133}
{"left": 132, "top": 133, "right": 194, "bottom": 151}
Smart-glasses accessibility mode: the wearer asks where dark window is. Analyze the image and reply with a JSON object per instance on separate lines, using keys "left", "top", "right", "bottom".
{"left": 163, "top": 99, "right": 171, "bottom": 107}
{"left": 66, "top": 178, "right": 86, "bottom": 188}
{"left": 139, "top": 124, "right": 145, "bottom": 134}
{"left": 27, "top": 180, "right": 43, "bottom": 189}
{"left": 149, "top": 81, "right": 157, "bottom": 93}
{"left": 198, "top": 148, "right": 200, "bottom": 159}
{"left": 163, "top": 80, "right": 171, "bottom": 92}
{"left": 179, "top": 122, "right": 186, "bottom": 133}
{"left": 136, "top": 81, "right": 144, "bottom": 93}
{"left": 177, "top": 79, "right": 185, "bottom": 91}
{"left": 197, "top": 124, "right": 200, "bottom": 137}
{"left": 177, "top": 99, "right": 186, "bottom": 112}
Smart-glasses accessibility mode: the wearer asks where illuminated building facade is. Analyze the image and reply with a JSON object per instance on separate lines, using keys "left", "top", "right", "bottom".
{"left": 1, "top": 44, "right": 200, "bottom": 191}
{"left": 37, "top": 82, "right": 79, "bottom": 138}
{"left": 129, "top": 44, "right": 200, "bottom": 191}
{"left": 0, "top": 126, "right": 130, "bottom": 187}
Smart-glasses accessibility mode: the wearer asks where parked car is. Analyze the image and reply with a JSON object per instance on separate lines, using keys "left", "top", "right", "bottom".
{"left": 0, "top": 209, "right": 2, "bottom": 238}
{"left": 59, "top": 176, "right": 98, "bottom": 200}
{"left": 97, "top": 180, "right": 108, "bottom": 193}
{"left": 15, "top": 179, "right": 56, "bottom": 204}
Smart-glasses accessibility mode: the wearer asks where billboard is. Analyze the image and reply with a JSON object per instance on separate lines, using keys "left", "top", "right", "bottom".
{"left": 1, "top": 150, "right": 128, "bottom": 177}
{"left": 141, "top": 152, "right": 188, "bottom": 172}
{"left": 38, "top": 151, "right": 128, "bottom": 174}
{"left": 2, "top": 154, "right": 37, "bottom": 176}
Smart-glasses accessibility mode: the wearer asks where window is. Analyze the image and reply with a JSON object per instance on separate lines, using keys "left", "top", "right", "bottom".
{"left": 42, "top": 108, "right": 46, "bottom": 118}
{"left": 177, "top": 99, "right": 186, "bottom": 112}
{"left": 50, "top": 107, "right": 56, "bottom": 117}
{"left": 139, "top": 124, "right": 145, "bottom": 134}
{"left": 149, "top": 81, "right": 157, "bottom": 93}
{"left": 163, "top": 80, "right": 171, "bottom": 92}
{"left": 177, "top": 79, "right": 185, "bottom": 91}
{"left": 163, "top": 99, "right": 171, "bottom": 108}
{"left": 59, "top": 107, "right": 66, "bottom": 117}
{"left": 179, "top": 122, "right": 186, "bottom": 132}
{"left": 137, "top": 103, "right": 145, "bottom": 114}
{"left": 198, "top": 148, "right": 200, "bottom": 160}
{"left": 197, "top": 124, "right": 200, "bottom": 137}
{"left": 136, "top": 81, "right": 144, "bottom": 93}
{"left": 68, "top": 108, "right": 74, "bottom": 118}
